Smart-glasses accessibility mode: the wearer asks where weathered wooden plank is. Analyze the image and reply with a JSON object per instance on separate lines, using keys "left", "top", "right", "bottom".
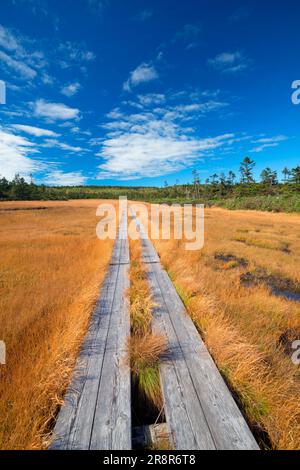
{"left": 50, "top": 263, "right": 119, "bottom": 449}
{"left": 130, "top": 210, "right": 160, "bottom": 263}
{"left": 90, "top": 261, "right": 131, "bottom": 450}
{"left": 50, "top": 212, "right": 131, "bottom": 450}
{"left": 147, "top": 265, "right": 216, "bottom": 450}
{"left": 154, "top": 265, "right": 258, "bottom": 450}
{"left": 131, "top": 208, "right": 259, "bottom": 451}
{"left": 141, "top": 237, "right": 160, "bottom": 264}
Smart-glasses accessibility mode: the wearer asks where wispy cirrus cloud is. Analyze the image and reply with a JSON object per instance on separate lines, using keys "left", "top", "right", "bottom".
{"left": 11, "top": 124, "right": 59, "bottom": 137}
{"left": 58, "top": 41, "right": 96, "bottom": 70}
{"left": 0, "top": 50, "right": 37, "bottom": 79}
{"left": 0, "top": 24, "right": 21, "bottom": 52}
{"left": 43, "top": 170, "right": 87, "bottom": 186}
{"left": 208, "top": 51, "right": 250, "bottom": 74}
{"left": 0, "top": 23, "right": 96, "bottom": 86}
{"left": 97, "top": 123, "right": 235, "bottom": 180}
{"left": 43, "top": 138, "right": 84, "bottom": 153}
{"left": 61, "top": 82, "right": 81, "bottom": 97}
{"left": 137, "top": 93, "right": 166, "bottom": 106}
{"left": 0, "top": 128, "right": 43, "bottom": 179}
{"left": 0, "top": 24, "right": 47, "bottom": 80}
{"left": 34, "top": 99, "right": 80, "bottom": 121}
{"left": 123, "top": 62, "right": 159, "bottom": 92}
{"left": 251, "top": 135, "right": 288, "bottom": 153}
{"left": 94, "top": 91, "right": 235, "bottom": 180}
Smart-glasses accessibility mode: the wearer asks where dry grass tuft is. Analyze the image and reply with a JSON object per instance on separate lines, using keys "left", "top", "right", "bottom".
{"left": 129, "top": 240, "right": 153, "bottom": 337}
{"left": 130, "top": 261, "right": 153, "bottom": 337}
{"left": 128, "top": 333, "right": 167, "bottom": 376}
{"left": 128, "top": 237, "right": 166, "bottom": 411}
{"left": 128, "top": 333, "right": 166, "bottom": 410}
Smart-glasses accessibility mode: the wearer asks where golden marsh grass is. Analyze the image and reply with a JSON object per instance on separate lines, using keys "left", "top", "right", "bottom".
{"left": 139, "top": 205, "right": 300, "bottom": 449}
{"left": 0, "top": 200, "right": 114, "bottom": 449}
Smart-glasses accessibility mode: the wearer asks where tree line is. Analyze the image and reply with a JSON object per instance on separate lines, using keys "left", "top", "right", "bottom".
{"left": 0, "top": 157, "right": 299, "bottom": 202}
{"left": 191, "top": 157, "right": 299, "bottom": 188}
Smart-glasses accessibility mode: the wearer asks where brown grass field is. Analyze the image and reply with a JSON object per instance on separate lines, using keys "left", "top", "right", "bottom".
{"left": 0, "top": 200, "right": 299, "bottom": 450}
{"left": 0, "top": 200, "right": 114, "bottom": 449}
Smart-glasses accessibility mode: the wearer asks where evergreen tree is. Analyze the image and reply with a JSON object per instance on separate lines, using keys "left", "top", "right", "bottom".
{"left": 210, "top": 173, "right": 219, "bottom": 186}
{"left": 227, "top": 171, "right": 236, "bottom": 185}
{"left": 240, "top": 156, "right": 255, "bottom": 183}
{"left": 11, "top": 174, "right": 30, "bottom": 200}
{"left": 219, "top": 173, "right": 228, "bottom": 195}
{"left": 192, "top": 169, "right": 200, "bottom": 198}
{"left": 260, "top": 168, "right": 278, "bottom": 186}
{"left": 290, "top": 166, "right": 300, "bottom": 184}
{"left": 282, "top": 167, "right": 290, "bottom": 182}
{"left": 0, "top": 177, "right": 10, "bottom": 198}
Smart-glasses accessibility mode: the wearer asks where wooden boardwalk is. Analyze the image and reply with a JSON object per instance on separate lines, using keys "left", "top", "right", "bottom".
{"left": 51, "top": 208, "right": 259, "bottom": 451}
{"left": 130, "top": 208, "right": 259, "bottom": 450}
{"left": 51, "top": 212, "right": 131, "bottom": 450}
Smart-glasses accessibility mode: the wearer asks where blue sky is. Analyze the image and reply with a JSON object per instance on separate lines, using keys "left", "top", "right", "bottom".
{"left": 0, "top": 0, "right": 299, "bottom": 186}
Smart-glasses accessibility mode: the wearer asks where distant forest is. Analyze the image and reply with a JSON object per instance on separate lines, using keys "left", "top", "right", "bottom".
{"left": 1, "top": 157, "right": 300, "bottom": 212}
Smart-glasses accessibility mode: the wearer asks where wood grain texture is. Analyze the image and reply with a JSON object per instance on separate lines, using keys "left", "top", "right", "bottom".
{"left": 130, "top": 208, "right": 259, "bottom": 451}
{"left": 50, "top": 212, "right": 131, "bottom": 450}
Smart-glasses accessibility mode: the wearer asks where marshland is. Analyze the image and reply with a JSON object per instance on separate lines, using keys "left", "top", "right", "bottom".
{"left": 0, "top": 200, "right": 299, "bottom": 449}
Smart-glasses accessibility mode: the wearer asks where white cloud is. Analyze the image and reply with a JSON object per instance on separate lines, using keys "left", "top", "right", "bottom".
{"left": 43, "top": 170, "right": 87, "bottom": 186}
{"left": 58, "top": 41, "right": 96, "bottom": 69}
{"left": 70, "top": 126, "right": 91, "bottom": 136}
{"left": 208, "top": 51, "right": 250, "bottom": 73}
{"left": 12, "top": 124, "right": 59, "bottom": 137}
{"left": 123, "top": 63, "right": 158, "bottom": 92}
{"left": 0, "top": 25, "right": 21, "bottom": 52}
{"left": 34, "top": 99, "right": 80, "bottom": 121}
{"left": 43, "top": 138, "right": 84, "bottom": 152}
{"left": 251, "top": 135, "right": 288, "bottom": 153}
{"left": 137, "top": 93, "right": 166, "bottom": 106}
{"left": 96, "top": 104, "right": 237, "bottom": 179}
{"left": 41, "top": 72, "right": 55, "bottom": 85}
{"left": 174, "top": 101, "right": 228, "bottom": 114}
{"left": 0, "top": 128, "right": 42, "bottom": 179}
{"left": 61, "top": 82, "right": 81, "bottom": 97}
{"left": 0, "top": 25, "right": 47, "bottom": 80}
{"left": 0, "top": 26, "right": 95, "bottom": 85}
{"left": 0, "top": 50, "right": 37, "bottom": 79}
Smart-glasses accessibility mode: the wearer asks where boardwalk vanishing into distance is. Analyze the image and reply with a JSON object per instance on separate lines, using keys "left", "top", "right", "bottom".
{"left": 51, "top": 212, "right": 131, "bottom": 450}
{"left": 51, "top": 208, "right": 259, "bottom": 450}
{"left": 130, "top": 208, "right": 259, "bottom": 450}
